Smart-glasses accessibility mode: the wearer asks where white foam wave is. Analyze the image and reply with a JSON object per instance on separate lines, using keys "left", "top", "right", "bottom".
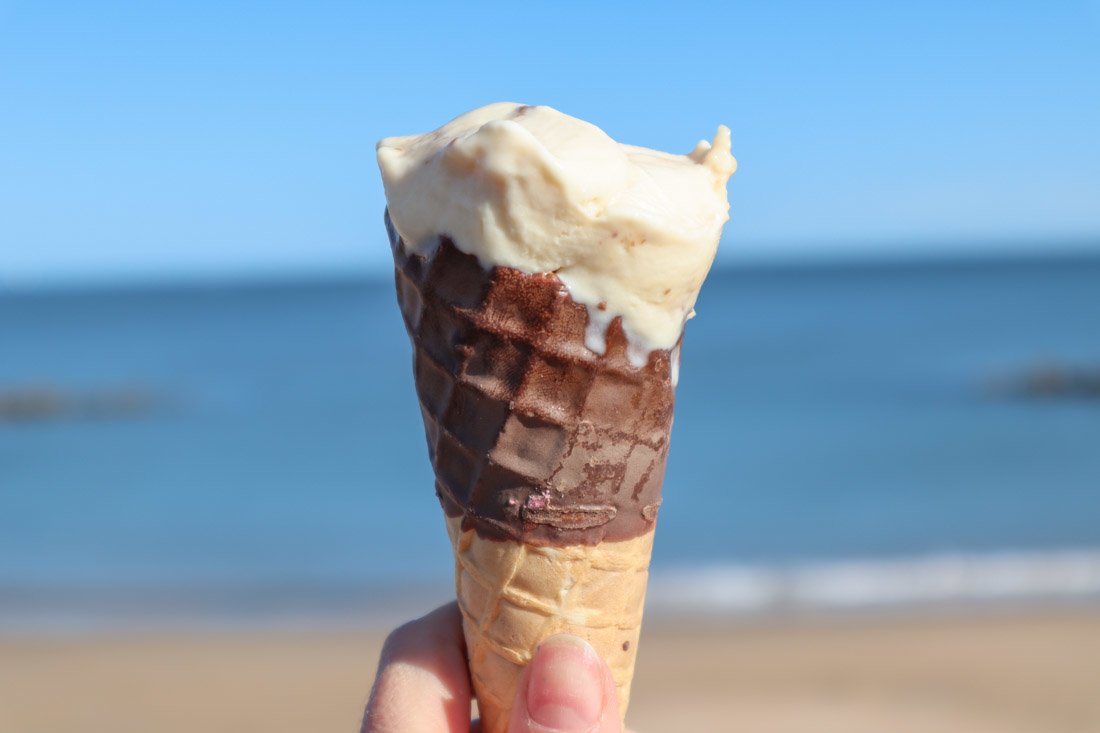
{"left": 645, "top": 549, "right": 1100, "bottom": 615}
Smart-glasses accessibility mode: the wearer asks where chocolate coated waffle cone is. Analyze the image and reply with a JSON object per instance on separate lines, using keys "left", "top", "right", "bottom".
{"left": 388, "top": 212, "right": 676, "bottom": 731}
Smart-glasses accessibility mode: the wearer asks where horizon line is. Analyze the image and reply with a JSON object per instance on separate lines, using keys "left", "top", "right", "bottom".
{"left": 3, "top": 235, "right": 1099, "bottom": 296}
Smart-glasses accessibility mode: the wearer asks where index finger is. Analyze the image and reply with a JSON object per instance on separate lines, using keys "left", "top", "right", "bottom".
{"left": 362, "top": 602, "right": 473, "bottom": 733}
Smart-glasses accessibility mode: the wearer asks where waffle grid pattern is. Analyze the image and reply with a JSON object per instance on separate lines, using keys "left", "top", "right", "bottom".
{"left": 446, "top": 515, "right": 653, "bottom": 733}
{"left": 392, "top": 233, "right": 673, "bottom": 545}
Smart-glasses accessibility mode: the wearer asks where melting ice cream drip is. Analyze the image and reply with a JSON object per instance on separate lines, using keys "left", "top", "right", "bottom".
{"left": 583, "top": 304, "right": 614, "bottom": 357}
{"left": 581, "top": 303, "right": 659, "bottom": 369}
{"left": 625, "top": 342, "right": 650, "bottom": 370}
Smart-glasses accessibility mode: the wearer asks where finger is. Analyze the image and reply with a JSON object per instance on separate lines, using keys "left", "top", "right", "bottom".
{"left": 362, "top": 602, "right": 472, "bottom": 733}
{"left": 507, "top": 635, "right": 622, "bottom": 733}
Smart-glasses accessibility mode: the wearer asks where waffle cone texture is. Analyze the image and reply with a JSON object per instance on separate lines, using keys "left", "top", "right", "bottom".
{"left": 447, "top": 515, "right": 653, "bottom": 732}
{"left": 389, "top": 213, "right": 676, "bottom": 731}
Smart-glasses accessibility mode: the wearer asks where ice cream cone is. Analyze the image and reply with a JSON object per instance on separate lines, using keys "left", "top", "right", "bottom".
{"left": 377, "top": 102, "right": 734, "bottom": 732}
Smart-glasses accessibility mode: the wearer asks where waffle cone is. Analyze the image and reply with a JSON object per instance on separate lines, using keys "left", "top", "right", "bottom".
{"left": 446, "top": 514, "right": 653, "bottom": 732}
{"left": 390, "top": 216, "right": 675, "bottom": 730}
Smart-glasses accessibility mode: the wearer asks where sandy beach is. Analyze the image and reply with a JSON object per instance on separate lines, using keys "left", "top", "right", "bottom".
{"left": 1, "top": 609, "right": 1097, "bottom": 733}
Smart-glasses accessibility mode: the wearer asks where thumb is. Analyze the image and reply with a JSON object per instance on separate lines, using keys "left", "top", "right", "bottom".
{"left": 507, "top": 635, "right": 622, "bottom": 733}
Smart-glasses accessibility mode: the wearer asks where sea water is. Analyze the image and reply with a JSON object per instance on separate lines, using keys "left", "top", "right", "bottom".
{"left": 2, "top": 255, "right": 1099, "bottom": 628}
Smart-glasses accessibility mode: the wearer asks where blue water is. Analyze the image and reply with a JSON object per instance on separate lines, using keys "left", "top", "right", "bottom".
{"left": 2, "top": 255, "right": 1100, "bottom": 625}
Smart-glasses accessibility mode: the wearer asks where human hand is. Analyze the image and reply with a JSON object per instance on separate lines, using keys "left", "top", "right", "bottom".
{"left": 362, "top": 602, "right": 631, "bottom": 733}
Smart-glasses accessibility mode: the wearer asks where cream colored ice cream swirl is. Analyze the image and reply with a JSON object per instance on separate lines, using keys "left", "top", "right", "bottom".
{"left": 377, "top": 102, "right": 735, "bottom": 360}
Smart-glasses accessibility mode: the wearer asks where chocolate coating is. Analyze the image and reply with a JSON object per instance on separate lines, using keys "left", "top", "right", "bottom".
{"left": 388, "top": 211, "right": 677, "bottom": 546}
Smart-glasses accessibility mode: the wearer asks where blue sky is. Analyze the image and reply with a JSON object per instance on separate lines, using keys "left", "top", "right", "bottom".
{"left": 1, "top": 1, "right": 1098, "bottom": 284}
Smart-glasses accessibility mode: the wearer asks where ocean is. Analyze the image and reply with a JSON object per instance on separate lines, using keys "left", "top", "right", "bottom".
{"left": 2, "top": 255, "right": 1100, "bottom": 630}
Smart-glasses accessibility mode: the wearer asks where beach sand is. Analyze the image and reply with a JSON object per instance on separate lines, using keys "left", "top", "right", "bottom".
{"left": 1, "top": 610, "right": 1097, "bottom": 733}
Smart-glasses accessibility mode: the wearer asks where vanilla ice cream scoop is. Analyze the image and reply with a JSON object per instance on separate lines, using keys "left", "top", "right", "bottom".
{"left": 377, "top": 102, "right": 735, "bottom": 361}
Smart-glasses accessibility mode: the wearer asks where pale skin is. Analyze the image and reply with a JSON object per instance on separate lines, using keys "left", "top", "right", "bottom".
{"left": 362, "top": 603, "right": 636, "bottom": 733}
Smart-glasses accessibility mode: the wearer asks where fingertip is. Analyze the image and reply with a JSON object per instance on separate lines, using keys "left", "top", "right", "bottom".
{"left": 385, "top": 602, "right": 464, "bottom": 652}
{"left": 508, "top": 634, "right": 621, "bottom": 733}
